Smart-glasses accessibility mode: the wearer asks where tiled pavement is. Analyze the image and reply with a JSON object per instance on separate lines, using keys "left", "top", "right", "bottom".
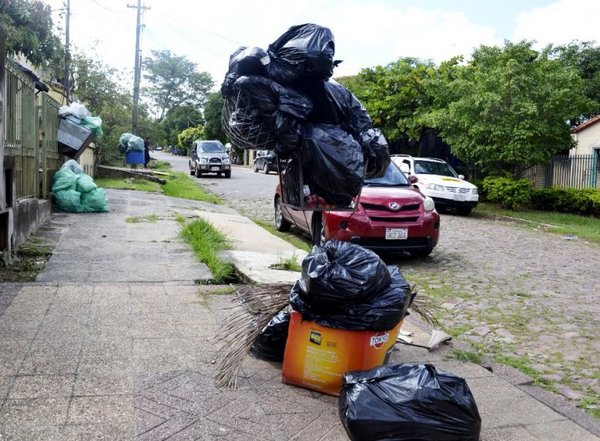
{"left": 0, "top": 189, "right": 598, "bottom": 440}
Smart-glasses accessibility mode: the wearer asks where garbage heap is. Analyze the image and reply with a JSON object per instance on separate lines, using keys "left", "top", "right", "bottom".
{"left": 252, "top": 240, "right": 414, "bottom": 395}
{"left": 51, "top": 160, "right": 109, "bottom": 213}
{"left": 221, "top": 23, "right": 390, "bottom": 207}
{"left": 250, "top": 241, "right": 481, "bottom": 440}
{"left": 117, "top": 133, "right": 146, "bottom": 165}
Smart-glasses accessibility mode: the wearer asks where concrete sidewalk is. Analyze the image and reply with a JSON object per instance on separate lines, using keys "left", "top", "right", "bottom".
{"left": 0, "top": 189, "right": 597, "bottom": 440}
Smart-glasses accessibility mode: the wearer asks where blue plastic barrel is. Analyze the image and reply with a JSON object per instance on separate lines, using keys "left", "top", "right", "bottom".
{"left": 125, "top": 150, "right": 145, "bottom": 165}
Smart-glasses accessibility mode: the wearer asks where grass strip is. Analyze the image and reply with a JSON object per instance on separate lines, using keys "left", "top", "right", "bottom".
{"left": 179, "top": 218, "right": 235, "bottom": 283}
{"left": 162, "top": 172, "right": 222, "bottom": 204}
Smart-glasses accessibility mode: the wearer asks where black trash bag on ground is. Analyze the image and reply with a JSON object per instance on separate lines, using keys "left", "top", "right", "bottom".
{"left": 290, "top": 265, "right": 411, "bottom": 331}
{"left": 266, "top": 23, "right": 338, "bottom": 84}
{"left": 339, "top": 364, "right": 482, "bottom": 441}
{"left": 301, "top": 124, "right": 364, "bottom": 207}
{"left": 250, "top": 308, "right": 291, "bottom": 362}
{"left": 221, "top": 46, "right": 269, "bottom": 97}
{"left": 300, "top": 241, "right": 391, "bottom": 310}
{"left": 360, "top": 128, "right": 391, "bottom": 179}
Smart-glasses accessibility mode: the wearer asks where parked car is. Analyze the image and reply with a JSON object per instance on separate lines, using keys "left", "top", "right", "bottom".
{"left": 189, "top": 140, "right": 231, "bottom": 178}
{"left": 274, "top": 162, "right": 440, "bottom": 257}
{"left": 254, "top": 151, "right": 278, "bottom": 174}
{"left": 391, "top": 155, "right": 478, "bottom": 215}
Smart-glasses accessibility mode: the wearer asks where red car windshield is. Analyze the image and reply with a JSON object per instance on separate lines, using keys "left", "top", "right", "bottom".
{"left": 364, "top": 162, "right": 410, "bottom": 187}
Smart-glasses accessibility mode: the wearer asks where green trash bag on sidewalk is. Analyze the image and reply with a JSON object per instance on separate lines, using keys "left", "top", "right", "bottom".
{"left": 53, "top": 189, "right": 84, "bottom": 213}
{"left": 51, "top": 160, "right": 109, "bottom": 213}
{"left": 81, "top": 188, "right": 109, "bottom": 213}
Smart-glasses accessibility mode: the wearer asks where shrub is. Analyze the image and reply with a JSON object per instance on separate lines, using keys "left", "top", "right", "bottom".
{"left": 531, "top": 187, "right": 600, "bottom": 218}
{"left": 482, "top": 177, "right": 533, "bottom": 210}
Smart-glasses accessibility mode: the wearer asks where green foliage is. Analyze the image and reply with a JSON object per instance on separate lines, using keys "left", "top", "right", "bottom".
{"left": 428, "top": 41, "right": 595, "bottom": 176}
{"left": 530, "top": 187, "right": 600, "bottom": 217}
{"left": 482, "top": 176, "right": 533, "bottom": 209}
{"left": 0, "top": 0, "right": 62, "bottom": 67}
{"left": 178, "top": 126, "right": 204, "bottom": 149}
{"left": 550, "top": 41, "right": 600, "bottom": 121}
{"left": 160, "top": 104, "right": 204, "bottom": 148}
{"left": 345, "top": 57, "right": 437, "bottom": 145}
{"left": 143, "top": 50, "right": 214, "bottom": 121}
{"left": 203, "top": 92, "right": 227, "bottom": 142}
{"left": 94, "top": 177, "right": 161, "bottom": 193}
{"left": 179, "top": 219, "right": 235, "bottom": 283}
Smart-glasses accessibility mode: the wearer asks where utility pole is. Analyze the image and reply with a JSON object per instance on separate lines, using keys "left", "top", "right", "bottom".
{"left": 63, "top": 0, "right": 71, "bottom": 103}
{"left": 127, "top": 0, "right": 149, "bottom": 135}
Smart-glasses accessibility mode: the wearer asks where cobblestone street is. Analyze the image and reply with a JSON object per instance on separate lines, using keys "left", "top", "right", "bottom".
{"left": 233, "top": 196, "right": 600, "bottom": 416}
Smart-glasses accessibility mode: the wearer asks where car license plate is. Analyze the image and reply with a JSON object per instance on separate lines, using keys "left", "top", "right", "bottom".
{"left": 385, "top": 228, "right": 408, "bottom": 240}
{"left": 453, "top": 194, "right": 466, "bottom": 201}
{"left": 211, "top": 166, "right": 220, "bottom": 171}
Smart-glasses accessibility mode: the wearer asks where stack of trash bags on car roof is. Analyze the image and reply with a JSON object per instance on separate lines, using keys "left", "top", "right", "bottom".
{"left": 220, "top": 23, "right": 390, "bottom": 207}
{"left": 51, "top": 159, "right": 109, "bottom": 213}
{"left": 249, "top": 241, "right": 481, "bottom": 441}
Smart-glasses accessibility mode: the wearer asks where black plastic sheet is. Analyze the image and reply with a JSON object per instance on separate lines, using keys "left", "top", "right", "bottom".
{"left": 301, "top": 124, "right": 364, "bottom": 206}
{"left": 290, "top": 265, "right": 410, "bottom": 331}
{"left": 250, "top": 308, "right": 291, "bottom": 362}
{"left": 360, "top": 128, "right": 391, "bottom": 179}
{"left": 266, "top": 23, "right": 338, "bottom": 84}
{"left": 339, "top": 364, "right": 482, "bottom": 441}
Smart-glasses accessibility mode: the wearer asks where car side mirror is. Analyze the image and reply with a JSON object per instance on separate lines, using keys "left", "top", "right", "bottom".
{"left": 408, "top": 175, "right": 418, "bottom": 184}
{"left": 458, "top": 174, "right": 465, "bottom": 180}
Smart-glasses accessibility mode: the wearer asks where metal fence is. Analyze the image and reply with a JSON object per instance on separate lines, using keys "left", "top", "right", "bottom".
{"left": 3, "top": 60, "right": 60, "bottom": 199}
{"left": 523, "top": 154, "right": 599, "bottom": 189}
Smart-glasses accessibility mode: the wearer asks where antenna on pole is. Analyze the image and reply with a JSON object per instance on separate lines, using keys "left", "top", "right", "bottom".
{"left": 63, "top": 0, "right": 71, "bottom": 104}
{"left": 127, "top": 0, "right": 150, "bottom": 136}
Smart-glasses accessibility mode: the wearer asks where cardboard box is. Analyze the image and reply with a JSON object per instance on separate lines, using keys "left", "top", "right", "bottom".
{"left": 282, "top": 311, "right": 401, "bottom": 396}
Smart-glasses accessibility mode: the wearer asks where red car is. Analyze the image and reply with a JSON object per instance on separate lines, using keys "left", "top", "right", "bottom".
{"left": 274, "top": 162, "right": 441, "bottom": 257}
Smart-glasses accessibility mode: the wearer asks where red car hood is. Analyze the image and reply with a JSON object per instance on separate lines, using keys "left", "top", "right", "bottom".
{"left": 358, "top": 185, "right": 424, "bottom": 206}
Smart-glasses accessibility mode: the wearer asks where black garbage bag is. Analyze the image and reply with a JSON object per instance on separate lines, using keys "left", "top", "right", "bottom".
{"left": 322, "top": 80, "right": 372, "bottom": 135}
{"left": 360, "top": 128, "right": 391, "bottom": 179}
{"left": 221, "top": 46, "right": 269, "bottom": 97}
{"left": 339, "top": 364, "right": 482, "bottom": 441}
{"left": 250, "top": 308, "right": 291, "bottom": 362}
{"left": 228, "top": 75, "right": 313, "bottom": 151}
{"left": 300, "top": 241, "right": 391, "bottom": 309}
{"left": 266, "top": 23, "right": 339, "bottom": 84}
{"left": 290, "top": 265, "right": 411, "bottom": 331}
{"left": 301, "top": 124, "right": 364, "bottom": 206}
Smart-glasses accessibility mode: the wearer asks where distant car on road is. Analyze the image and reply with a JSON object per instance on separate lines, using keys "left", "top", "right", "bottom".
{"left": 391, "top": 155, "right": 478, "bottom": 215}
{"left": 254, "top": 151, "right": 278, "bottom": 174}
{"left": 274, "top": 162, "right": 440, "bottom": 257}
{"left": 189, "top": 140, "right": 231, "bottom": 178}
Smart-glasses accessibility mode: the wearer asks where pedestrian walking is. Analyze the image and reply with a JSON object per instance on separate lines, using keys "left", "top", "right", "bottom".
{"left": 144, "top": 137, "right": 151, "bottom": 168}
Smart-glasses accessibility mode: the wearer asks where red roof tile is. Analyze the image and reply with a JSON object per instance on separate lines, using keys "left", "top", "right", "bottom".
{"left": 572, "top": 114, "right": 600, "bottom": 133}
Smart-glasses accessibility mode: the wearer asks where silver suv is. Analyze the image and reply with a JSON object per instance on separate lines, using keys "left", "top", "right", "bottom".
{"left": 189, "top": 140, "right": 231, "bottom": 178}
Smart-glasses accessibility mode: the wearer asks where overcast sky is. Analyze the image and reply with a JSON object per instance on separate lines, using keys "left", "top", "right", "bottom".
{"left": 47, "top": 0, "right": 600, "bottom": 90}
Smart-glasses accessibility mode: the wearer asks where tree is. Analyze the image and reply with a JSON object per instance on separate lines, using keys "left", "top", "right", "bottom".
{"left": 203, "top": 92, "right": 226, "bottom": 142}
{"left": 70, "top": 51, "right": 134, "bottom": 165}
{"left": 160, "top": 104, "right": 204, "bottom": 148}
{"left": 550, "top": 41, "right": 600, "bottom": 122}
{"left": 427, "top": 41, "right": 595, "bottom": 177}
{"left": 178, "top": 126, "right": 204, "bottom": 150}
{"left": 0, "top": 0, "right": 62, "bottom": 67}
{"left": 142, "top": 50, "right": 214, "bottom": 121}
{"left": 340, "top": 58, "right": 438, "bottom": 150}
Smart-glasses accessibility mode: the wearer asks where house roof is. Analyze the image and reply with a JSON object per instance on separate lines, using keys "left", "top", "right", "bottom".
{"left": 572, "top": 114, "right": 600, "bottom": 133}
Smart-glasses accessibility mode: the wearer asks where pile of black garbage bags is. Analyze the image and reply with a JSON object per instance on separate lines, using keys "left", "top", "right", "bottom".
{"left": 251, "top": 240, "right": 413, "bottom": 361}
{"left": 251, "top": 241, "right": 481, "bottom": 441}
{"left": 221, "top": 23, "right": 390, "bottom": 207}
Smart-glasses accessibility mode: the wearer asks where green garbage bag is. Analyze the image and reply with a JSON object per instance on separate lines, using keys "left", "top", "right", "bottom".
{"left": 81, "top": 188, "right": 109, "bottom": 212}
{"left": 51, "top": 168, "right": 77, "bottom": 192}
{"left": 53, "top": 189, "right": 84, "bottom": 213}
{"left": 61, "top": 159, "right": 84, "bottom": 174}
{"left": 75, "top": 174, "right": 97, "bottom": 193}
{"left": 81, "top": 116, "right": 103, "bottom": 137}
